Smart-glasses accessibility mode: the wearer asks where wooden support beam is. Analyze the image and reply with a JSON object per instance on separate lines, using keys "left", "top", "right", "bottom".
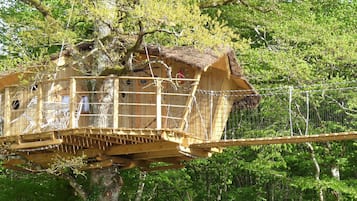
{"left": 131, "top": 149, "right": 181, "bottom": 160}
{"left": 156, "top": 79, "right": 162, "bottom": 129}
{"left": 105, "top": 141, "right": 178, "bottom": 155}
{"left": 180, "top": 71, "right": 202, "bottom": 130}
{"left": 61, "top": 135, "right": 91, "bottom": 149}
{"left": 160, "top": 129, "right": 204, "bottom": 147}
{"left": 23, "top": 152, "right": 72, "bottom": 166}
{"left": 96, "top": 155, "right": 132, "bottom": 164}
{"left": 10, "top": 139, "right": 63, "bottom": 150}
{"left": 69, "top": 78, "right": 76, "bottom": 128}
{"left": 3, "top": 158, "right": 26, "bottom": 167}
{"left": 19, "top": 131, "right": 55, "bottom": 141}
{"left": 36, "top": 84, "right": 43, "bottom": 132}
{"left": 113, "top": 78, "right": 119, "bottom": 128}
{"left": 4, "top": 87, "right": 10, "bottom": 136}
{"left": 131, "top": 150, "right": 182, "bottom": 160}
{"left": 23, "top": 148, "right": 102, "bottom": 164}
{"left": 178, "top": 146, "right": 212, "bottom": 158}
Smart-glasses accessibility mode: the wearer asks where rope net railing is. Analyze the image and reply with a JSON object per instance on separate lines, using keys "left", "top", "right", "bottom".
{"left": 219, "top": 82, "right": 357, "bottom": 140}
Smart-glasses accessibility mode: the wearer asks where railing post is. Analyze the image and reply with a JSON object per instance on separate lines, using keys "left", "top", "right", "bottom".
{"left": 305, "top": 91, "right": 309, "bottom": 135}
{"left": 113, "top": 78, "right": 119, "bottom": 129}
{"left": 209, "top": 91, "right": 213, "bottom": 140}
{"left": 69, "top": 78, "right": 76, "bottom": 128}
{"left": 4, "top": 87, "right": 10, "bottom": 136}
{"left": 179, "top": 71, "right": 202, "bottom": 130}
{"left": 156, "top": 79, "right": 162, "bottom": 129}
{"left": 289, "top": 86, "right": 293, "bottom": 136}
{"left": 36, "top": 84, "right": 43, "bottom": 132}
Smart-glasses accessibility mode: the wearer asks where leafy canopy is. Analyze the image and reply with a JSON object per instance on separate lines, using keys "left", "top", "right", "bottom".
{"left": 0, "top": 0, "right": 248, "bottom": 72}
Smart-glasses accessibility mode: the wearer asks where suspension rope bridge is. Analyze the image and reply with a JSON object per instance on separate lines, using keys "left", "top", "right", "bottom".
{"left": 191, "top": 80, "right": 357, "bottom": 148}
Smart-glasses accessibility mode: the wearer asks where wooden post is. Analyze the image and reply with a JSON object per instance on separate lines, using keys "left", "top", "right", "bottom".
{"left": 4, "top": 87, "right": 10, "bottom": 136}
{"left": 156, "top": 79, "right": 162, "bottom": 130}
{"left": 69, "top": 78, "right": 76, "bottom": 128}
{"left": 179, "top": 71, "right": 202, "bottom": 130}
{"left": 113, "top": 78, "right": 119, "bottom": 129}
{"left": 36, "top": 84, "right": 43, "bottom": 132}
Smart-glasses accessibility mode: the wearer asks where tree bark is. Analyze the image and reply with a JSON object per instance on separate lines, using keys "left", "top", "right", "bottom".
{"left": 90, "top": 167, "right": 124, "bottom": 201}
{"left": 306, "top": 142, "right": 324, "bottom": 201}
{"left": 21, "top": 0, "right": 56, "bottom": 22}
{"left": 62, "top": 174, "right": 88, "bottom": 201}
{"left": 95, "top": 0, "right": 117, "bottom": 74}
{"left": 134, "top": 171, "right": 147, "bottom": 201}
{"left": 326, "top": 142, "right": 340, "bottom": 201}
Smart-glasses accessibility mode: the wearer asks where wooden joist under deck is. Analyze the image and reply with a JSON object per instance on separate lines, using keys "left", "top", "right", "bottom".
{"left": 190, "top": 131, "right": 357, "bottom": 149}
{"left": 10, "top": 139, "right": 63, "bottom": 150}
{"left": 4, "top": 128, "right": 356, "bottom": 171}
{"left": 0, "top": 127, "right": 209, "bottom": 170}
{"left": 105, "top": 141, "right": 178, "bottom": 155}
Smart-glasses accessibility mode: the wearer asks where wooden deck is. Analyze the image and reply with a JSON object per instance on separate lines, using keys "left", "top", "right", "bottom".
{"left": 1, "top": 128, "right": 356, "bottom": 171}
{"left": 0, "top": 128, "right": 216, "bottom": 171}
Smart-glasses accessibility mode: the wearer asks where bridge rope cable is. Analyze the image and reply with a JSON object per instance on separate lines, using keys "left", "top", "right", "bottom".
{"left": 222, "top": 83, "right": 356, "bottom": 140}
{"left": 197, "top": 83, "right": 357, "bottom": 97}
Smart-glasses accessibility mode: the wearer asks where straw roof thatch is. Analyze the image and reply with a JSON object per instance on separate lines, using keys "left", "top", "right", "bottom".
{"left": 141, "top": 45, "right": 260, "bottom": 109}
{"left": 142, "top": 45, "right": 243, "bottom": 77}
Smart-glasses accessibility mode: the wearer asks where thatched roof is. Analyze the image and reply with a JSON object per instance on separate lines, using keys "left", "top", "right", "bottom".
{"left": 141, "top": 45, "right": 260, "bottom": 108}
{"left": 142, "top": 45, "right": 243, "bottom": 77}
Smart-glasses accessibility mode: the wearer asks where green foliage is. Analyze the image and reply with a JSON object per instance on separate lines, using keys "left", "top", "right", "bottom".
{"left": 0, "top": 171, "right": 79, "bottom": 201}
{"left": 120, "top": 168, "right": 194, "bottom": 201}
{"left": 208, "top": 1, "right": 356, "bottom": 85}
{"left": 0, "top": 0, "right": 248, "bottom": 73}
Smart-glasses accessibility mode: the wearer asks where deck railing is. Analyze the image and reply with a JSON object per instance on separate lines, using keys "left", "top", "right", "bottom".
{"left": 1, "top": 76, "right": 199, "bottom": 136}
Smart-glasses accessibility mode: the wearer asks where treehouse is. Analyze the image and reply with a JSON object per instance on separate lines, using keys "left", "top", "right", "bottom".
{"left": 0, "top": 46, "right": 259, "bottom": 171}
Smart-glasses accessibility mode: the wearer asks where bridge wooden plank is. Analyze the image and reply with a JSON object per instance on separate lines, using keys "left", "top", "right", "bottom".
{"left": 10, "top": 139, "right": 63, "bottom": 150}
{"left": 105, "top": 141, "right": 178, "bottom": 155}
{"left": 131, "top": 150, "right": 182, "bottom": 160}
{"left": 190, "top": 131, "right": 357, "bottom": 148}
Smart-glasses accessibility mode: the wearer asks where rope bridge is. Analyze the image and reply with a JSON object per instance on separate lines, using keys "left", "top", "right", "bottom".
{"left": 194, "top": 80, "right": 357, "bottom": 146}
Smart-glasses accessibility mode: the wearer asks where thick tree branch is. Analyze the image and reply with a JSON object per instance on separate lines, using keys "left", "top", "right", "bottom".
{"left": 305, "top": 142, "right": 324, "bottom": 201}
{"left": 134, "top": 171, "right": 147, "bottom": 201}
{"left": 20, "top": 0, "right": 57, "bottom": 23}
{"left": 122, "top": 21, "right": 145, "bottom": 69}
{"left": 62, "top": 173, "right": 88, "bottom": 201}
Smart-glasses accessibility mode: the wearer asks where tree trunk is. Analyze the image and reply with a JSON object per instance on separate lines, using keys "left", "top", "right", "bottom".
{"left": 306, "top": 142, "right": 324, "bottom": 201}
{"left": 327, "top": 142, "right": 340, "bottom": 201}
{"left": 90, "top": 167, "right": 124, "bottom": 201}
{"left": 89, "top": 2, "right": 123, "bottom": 200}
{"left": 95, "top": 0, "right": 116, "bottom": 75}
{"left": 134, "top": 171, "right": 147, "bottom": 201}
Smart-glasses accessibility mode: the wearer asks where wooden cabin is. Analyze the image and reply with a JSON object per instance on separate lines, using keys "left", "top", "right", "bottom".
{"left": 0, "top": 46, "right": 259, "bottom": 171}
